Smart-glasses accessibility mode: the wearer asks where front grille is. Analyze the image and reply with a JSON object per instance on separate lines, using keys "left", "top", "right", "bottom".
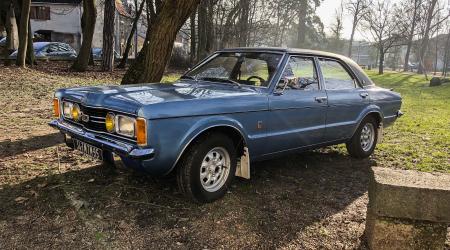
{"left": 62, "top": 102, "right": 136, "bottom": 143}
{"left": 80, "top": 105, "right": 108, "bottom": 132}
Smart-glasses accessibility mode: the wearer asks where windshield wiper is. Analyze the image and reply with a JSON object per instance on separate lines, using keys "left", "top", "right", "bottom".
{"left": 199, "top": 77, "right": 241, "bottom": 88}
{"left": 180, "top": 75, "right": 195, "bottom": 80}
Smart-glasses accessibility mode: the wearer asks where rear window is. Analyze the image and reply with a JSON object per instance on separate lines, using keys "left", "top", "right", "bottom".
{"left": 344, "top": 59, "right": 375, "bottom": 86}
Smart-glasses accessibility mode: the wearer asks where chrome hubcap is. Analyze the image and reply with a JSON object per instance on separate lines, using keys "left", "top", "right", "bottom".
{"left": 200, "top": 147, "right": 231, "bottom": 192}
{"left": 360, "top": 123, "right": 375, "bottom": 152}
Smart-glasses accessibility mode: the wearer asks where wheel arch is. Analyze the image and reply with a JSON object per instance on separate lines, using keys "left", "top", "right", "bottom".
{"left": 168, "top": 120, "right": 249, "bottom": 175}
{"left": 351, "top": 106, "right": 384, "bottom": 138}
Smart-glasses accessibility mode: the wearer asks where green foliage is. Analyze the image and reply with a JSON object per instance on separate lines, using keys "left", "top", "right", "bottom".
{"left": 366, "top": 71, "right": 450, "bottom": 172}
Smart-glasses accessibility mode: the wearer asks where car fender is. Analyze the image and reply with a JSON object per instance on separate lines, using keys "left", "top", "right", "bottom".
{"left": 350, "top": 104, "right": 384, "bottom": 137}
{"left": 168, "top": 115, "right": 250, "bottom": 174}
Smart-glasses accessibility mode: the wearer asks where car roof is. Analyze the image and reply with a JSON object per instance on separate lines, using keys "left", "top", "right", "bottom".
{"left": 219, "top": 47, "right": 349, "bottom": 60}
{"left": 34, "top": 41, "right": 72, "bottom": 49}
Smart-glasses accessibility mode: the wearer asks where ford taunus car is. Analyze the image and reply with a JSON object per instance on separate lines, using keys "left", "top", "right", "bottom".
{"left": 50, "top": 48, "right": 402, "bottom": 203}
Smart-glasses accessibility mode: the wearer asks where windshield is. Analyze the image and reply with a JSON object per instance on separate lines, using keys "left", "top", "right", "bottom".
{"left": 185, "top": 52, "right": 283, "bottom": 87}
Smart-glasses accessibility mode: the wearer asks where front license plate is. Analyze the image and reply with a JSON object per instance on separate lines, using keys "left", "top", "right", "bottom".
{"left": 73, "top": 139, "right": 103, "bottom": 161}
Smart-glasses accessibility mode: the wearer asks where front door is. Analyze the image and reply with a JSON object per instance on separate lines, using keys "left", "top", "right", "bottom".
{"left": 267, "top": 56, "right": 328, "bottom": 153}
{"left": 317, "top": 58, "right": 370, "bottom": 141}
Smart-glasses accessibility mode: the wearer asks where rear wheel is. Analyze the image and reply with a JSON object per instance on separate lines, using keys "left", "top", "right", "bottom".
{"left": 346, "top": 116, "right": 378, "bottom": 158}
{"left": 177, "top": 133, "right": 237, "bottom": 203}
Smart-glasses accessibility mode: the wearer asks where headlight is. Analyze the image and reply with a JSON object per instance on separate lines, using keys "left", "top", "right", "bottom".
{"left": 72, "top": 103, "right": 80, "bottom": 121}
{"left": 105, "top": 112, "right": 115, "bottom": 133}
{"left": 62, "top": 101, "right": 73, "bottom": 119}
{"left": 116, "top": 115, "right": 135, "bottom": 137}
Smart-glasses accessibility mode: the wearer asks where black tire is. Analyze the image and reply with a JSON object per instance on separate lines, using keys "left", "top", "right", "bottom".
{"left": 102, "top": 150, "right": 116, "bottom": 168}
{"left": 346, "top": 116, "right": 378, "bottom": 159}
{"left": 176, "top": 133, "right": 237, "bottom": 203}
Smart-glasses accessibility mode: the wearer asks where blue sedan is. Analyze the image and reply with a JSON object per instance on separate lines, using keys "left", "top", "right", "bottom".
{"left": 50, "top": 48, "right": 402, "bottom": 203}
{"left": 10, "top": 42, "right": 77, "bottom": 60}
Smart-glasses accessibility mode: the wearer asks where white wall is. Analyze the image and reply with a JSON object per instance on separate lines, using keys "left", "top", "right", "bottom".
{"left": 30, "top": 3, "right": 82, "bottom": 49}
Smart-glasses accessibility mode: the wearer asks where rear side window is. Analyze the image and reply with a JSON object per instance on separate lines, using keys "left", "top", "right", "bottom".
{"left": 319, "top": 59, "right": 356, "bottom": 90}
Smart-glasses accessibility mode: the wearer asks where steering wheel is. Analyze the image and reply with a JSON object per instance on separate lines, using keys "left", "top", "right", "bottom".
{"left": 246, "top": 75, "right": 266, "bottom": 85}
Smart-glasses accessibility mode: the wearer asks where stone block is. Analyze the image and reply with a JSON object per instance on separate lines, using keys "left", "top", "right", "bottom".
{"left": 365, "top": 211, "right": 448, "bottom": 250}
{"left": 368, "top": 167, "right": 450, "bottom": 223}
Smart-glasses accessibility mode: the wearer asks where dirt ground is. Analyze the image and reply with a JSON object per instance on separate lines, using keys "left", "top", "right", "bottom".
{"left": 0, "top": 62, "right": 448, "bottom": 249}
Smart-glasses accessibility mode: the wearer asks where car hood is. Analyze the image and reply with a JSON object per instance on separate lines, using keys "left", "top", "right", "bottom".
{"left": 56, "top": 80, "right": 268, "bottom": 119}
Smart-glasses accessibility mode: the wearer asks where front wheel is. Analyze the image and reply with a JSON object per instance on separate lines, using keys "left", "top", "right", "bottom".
{"left": 176, "top": 133, "right": 237, "bottom": 203}
{"left": 346, "top": 116, "right": 378, "bottom": 158}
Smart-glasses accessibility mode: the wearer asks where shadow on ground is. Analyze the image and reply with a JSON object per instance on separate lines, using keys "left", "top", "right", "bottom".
{"left": 0, "top": 133, "right": 62, "bottom": 158}
{"left": 0, "top": 149, "right": 373, "bottom": 249}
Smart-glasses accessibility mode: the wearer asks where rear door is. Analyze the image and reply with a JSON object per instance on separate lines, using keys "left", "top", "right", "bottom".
{"left": 318, "top": 58, "right": 369, "bottom": 142}
{"left": 267, "top": 56, "right": 328, "bottom": 153}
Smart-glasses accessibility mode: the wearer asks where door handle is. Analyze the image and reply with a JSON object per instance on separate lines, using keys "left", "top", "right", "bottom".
{"left": 360, "top": 93, "right": 369, "bottom": 98}
{"left": 315, "top": 96, "right": 328, "bottom": 103}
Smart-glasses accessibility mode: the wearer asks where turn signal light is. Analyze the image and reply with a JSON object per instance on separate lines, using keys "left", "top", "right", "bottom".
{"left": 136, "top": 118, "right": 147, "bottom": 146}
{"left": 53, "top": 98, "right": 60, "bottom": 118}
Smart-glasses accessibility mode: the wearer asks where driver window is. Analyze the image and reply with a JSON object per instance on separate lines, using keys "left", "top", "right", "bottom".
{"left": 238, "top": 58, "right": 269, "bottom": 87}
{"left": 281, "top": 57, "right": 319, "bottom": 90}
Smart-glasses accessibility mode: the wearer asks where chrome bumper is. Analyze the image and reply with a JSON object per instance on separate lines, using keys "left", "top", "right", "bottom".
{"left": 48, "top": 119, "right": 154, "bottom": 160}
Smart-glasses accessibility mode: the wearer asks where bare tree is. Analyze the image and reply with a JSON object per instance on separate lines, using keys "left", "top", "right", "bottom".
{"left": 329, "top": 2, "right": 345, "bottom": 53}
{"left": 118, "top": 0, "right": 146, "bottom": 68}
{"left": 363, "top": 0, "right": 403, "bottom": 74}
{"left": 238, "top": 0, "right": 250, "bottom": 46}
{"left": 396, "top": 0, "right": 423, "bottom": 72}
{"left": 72, "top": 0, "right": 97, "bottom": 72}
{"left": 121, "top": 0, "right": 201, "bottom": 84}
{"left": 443, "top": 25, "right": 450, "bottom": 77}
{"left": 416, "top": 0, "right": 449, "bottom": 75}
{"left": 346, "top": 0, "right": 371, "bottom": 57}
{"left": 102, "top": 0, "right": 115, "bottom": 71}
{"left": 417, "top": 0, "right": 438, "bottom": 74}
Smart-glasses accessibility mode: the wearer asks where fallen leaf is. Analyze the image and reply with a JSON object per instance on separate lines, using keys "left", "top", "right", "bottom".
{"left": 37, "top": 182, "right": 48, "bottom": 188}
{"left": 15, "top": 197, "right": 29, "bottom": 203}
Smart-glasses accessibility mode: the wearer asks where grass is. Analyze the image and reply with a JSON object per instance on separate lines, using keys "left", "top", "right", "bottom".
{"left": 364, "top": 71, "right": 450, "bottom": 172}
{"left": 0, "top": 64, "right": 449, "bottom": 249}
{"left": 164, "top": 69, "right": 450, "bottom": 172}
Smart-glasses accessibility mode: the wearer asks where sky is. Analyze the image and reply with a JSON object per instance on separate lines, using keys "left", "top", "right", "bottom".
{"left": 317, "top": 0, "right": 449, "bottom": 41}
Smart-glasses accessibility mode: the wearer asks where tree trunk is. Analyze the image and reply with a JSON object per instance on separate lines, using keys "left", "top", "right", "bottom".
{"left": 417, "top": 0, "right": 438, "bottom": 74}
{"left": 221, "top": 4, "right": 239, "bottom": 48}
{"left": 16, "top": 0, "right": 30, "bottom": 67}
{"left": 403, "top": 0, "right": 419, "bottom": 72}
{"left": 296, "top": 0, "right": 307, "bottom": 47}
{"left": 197, "top": 0, "right": 207, "bottom": 60}
{"left": 118, "top": 0, "right": 145, "bottom": 68}
{"left": 348, "top": 18, "right": 357, "bottom": 57}
{"left": 121, "top": 0, "right": 201, "bottom": 84}
{"left": 442, "top": 30, "right": 450, "bottom": 77}
{"left": 3, "top": 3, "right": 18, "bottom": 65}
{"left": 378, "top": 47, "right": 384, "bottom": 74}
{"left": 238, "top": 0, "right": 250, "bottom": 47}
{"left": 206, "top": 0, "right": 214, "bottom": 51}
{"left": 102, "top": 0, "right": 115, "bottom": 72}
{"left": 72, "top": 0, "right": 97, "bottom": 72}
{"left": 25, "top": 18, "right": 35, "bottom": 65}
{"left": 189, "top": 11, "right": 196, "bottom": 65}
